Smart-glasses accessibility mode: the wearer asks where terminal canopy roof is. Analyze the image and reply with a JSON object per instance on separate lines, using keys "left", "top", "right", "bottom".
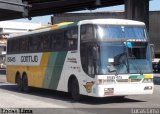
{"left": 0, "top": 0, "right": 124, "bottom": 21}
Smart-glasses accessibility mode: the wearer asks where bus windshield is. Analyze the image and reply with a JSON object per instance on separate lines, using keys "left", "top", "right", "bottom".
{"left": 96, "top": 25, "right": 147, "bottom": 39}
{"left": 98, "top": 42, "right": 152, "bottom": 75}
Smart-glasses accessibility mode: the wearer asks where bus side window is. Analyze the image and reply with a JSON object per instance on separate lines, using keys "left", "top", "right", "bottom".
{"left": 80, "top": 43, "right": 88, "bottom": 73}
{"left": 29, "top": 36, "right": 41, "bottom": 52}
{"left": 40, "top": 34, "right": 51, "bottom": 51}
{"left": 12, "top": 39, "right": 19, "bottom": 53}
{"left": 65, "top": 27, "right": 78, "bottom": 50}
{"left": 53, "top": 30, "right": 65, "bottom": 51}
{"left": 80, "top": 43, "right": 97, "bottom": 78}
{"left": 81, "top": 25, "right": 94, "bottom": 40}
{"left": 20, "top": 38, "right": 28, "bottom": 53}
{"left": 7, "top": 40, "right": 11, "bottom": 54}
{"left": 51, "top": 33, "right": 56, "bottom": 50}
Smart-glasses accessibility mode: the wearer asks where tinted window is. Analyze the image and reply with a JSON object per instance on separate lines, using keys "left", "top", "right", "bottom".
{"left": 19, "top": 37, "right": 28, "bottom": 52}
{"left": 29, "top": 35, "right": 41, "bottom": 52}
{"left": 53, "top": 31, "right": 64, "bottom": 50}
{"left": 96, "top": 25, "right": 146, "bottom": 39}
{"left": 7, "top": 25, "right": 78, "bottom": 54}
{"left": 7, "top": 40, "right": 12, "bottom": 53}
{"left": 12, "top": 39, "right": 19, "bottom": 53}
{"left": 65, "top": 27, "right": 78, "bottom": 50}
{"left": 81, "top": 24, "right": 94, "bottom": 40}
{"left": 40, "top": 33, "right": 51, "bottom": 51}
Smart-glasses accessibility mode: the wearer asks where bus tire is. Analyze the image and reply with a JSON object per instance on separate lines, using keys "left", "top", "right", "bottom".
{"left": 16, "top": 73, "right": 23, "bottom": 92}
{"left": 22, "top": 74, "right": 30, "bottom": 93}
{"left": 71, "top": 78, "right": 80, "bottom": 101}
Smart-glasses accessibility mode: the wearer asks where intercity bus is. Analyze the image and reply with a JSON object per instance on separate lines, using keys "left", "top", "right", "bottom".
{"left": 6, "top": 19, "right": 154, "bottom": 100}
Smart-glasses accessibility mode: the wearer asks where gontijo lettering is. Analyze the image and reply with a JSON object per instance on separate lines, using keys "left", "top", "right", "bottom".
{"left": 21, "top": 55, "right": 38, "bottom": 63}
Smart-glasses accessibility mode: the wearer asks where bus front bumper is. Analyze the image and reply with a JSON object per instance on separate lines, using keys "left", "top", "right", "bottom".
{"left": 96, "top": 83, "right": 154, "bottom": 97}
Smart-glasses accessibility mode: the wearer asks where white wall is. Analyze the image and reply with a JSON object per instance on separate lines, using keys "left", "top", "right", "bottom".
{"left": 0, "top": 21, "right": 42, "bottom": 34}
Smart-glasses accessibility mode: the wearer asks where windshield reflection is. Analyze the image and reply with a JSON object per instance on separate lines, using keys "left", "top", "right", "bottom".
{"left": 96, "top": 25, "right": 147, "bottom": 39}
{"left": 98, "top": 42, "right": 152, "bottom": 75}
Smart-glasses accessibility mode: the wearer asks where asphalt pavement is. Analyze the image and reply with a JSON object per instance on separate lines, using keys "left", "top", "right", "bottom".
{"left": 0, "top": 74, "right": 160, "bottom": 107}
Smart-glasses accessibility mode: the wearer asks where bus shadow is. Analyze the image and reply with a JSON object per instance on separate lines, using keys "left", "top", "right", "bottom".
{"left": 0, "top": 83, "right": 146, "bottom": 105}
{"left": 81, "top": 96, "right": 146, "bottom": 105}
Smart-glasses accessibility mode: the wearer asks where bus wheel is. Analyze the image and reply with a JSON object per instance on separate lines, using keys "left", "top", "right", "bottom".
{"left": 71, "top": 78, "right": 80, "bottom": 101}
{"left": 22, "top": 74, "right": 30, "bottom": 93}
{"left": 16, "top": 74, "right": 23, "bottom": 91}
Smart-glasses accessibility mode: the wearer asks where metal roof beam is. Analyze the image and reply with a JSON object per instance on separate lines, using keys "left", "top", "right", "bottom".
{"left": 0, "top": 0, "right": 30, "bottom": 17}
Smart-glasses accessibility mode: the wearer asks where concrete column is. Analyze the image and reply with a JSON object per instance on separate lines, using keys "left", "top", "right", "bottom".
{"left": 125, "top": 0, "right": 149, "bottom": 31}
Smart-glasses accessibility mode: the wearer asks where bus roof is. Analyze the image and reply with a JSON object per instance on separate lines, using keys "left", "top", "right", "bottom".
{"left": 9, "top": 22, "right": 75, "bottom": 39}
{"left": 33, "top": 22, "right": 74, "bottom": 31}
{"left": 9, "top": 19, "right": 145, "bottom": 39}
{"left": 78, "top": 19, "right": 145, "bottom": 26}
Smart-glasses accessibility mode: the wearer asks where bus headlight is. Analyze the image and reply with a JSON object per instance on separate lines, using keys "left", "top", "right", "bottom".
{"left": 143, "top": 78, "right": 153, "bottom": 83}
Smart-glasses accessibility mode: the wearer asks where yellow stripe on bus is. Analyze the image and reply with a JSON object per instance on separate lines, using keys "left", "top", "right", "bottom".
{"left": 144, "top": 74, "right": 153, "bottom": 79}
{"left": 6, "top": 53, "right": 51, "bottom": 88}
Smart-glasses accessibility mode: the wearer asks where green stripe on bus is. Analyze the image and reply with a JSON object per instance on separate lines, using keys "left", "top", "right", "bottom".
{"left": 43, "top": 51, "right": 67, "bottom": 90}
{"left": 43, "top": 52, "right": 58, "bottom": 88}
{"left": 129, "top": 75, "right": 144, "bottom": 79}
{"left": 49, "top": 52, "right": 67, "bottom": 89}
{"left": 59, "top": 23, "right": 78, "bottom": 29}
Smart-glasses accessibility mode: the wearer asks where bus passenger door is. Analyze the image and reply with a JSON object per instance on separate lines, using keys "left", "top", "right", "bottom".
{"left": 80, "top": 43, "right": 98, "bottom": 95}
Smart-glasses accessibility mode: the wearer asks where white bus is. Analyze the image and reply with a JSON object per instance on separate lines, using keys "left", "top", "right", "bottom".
{"left": 6, "top": 19, "right": 154, "bottom": 100}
